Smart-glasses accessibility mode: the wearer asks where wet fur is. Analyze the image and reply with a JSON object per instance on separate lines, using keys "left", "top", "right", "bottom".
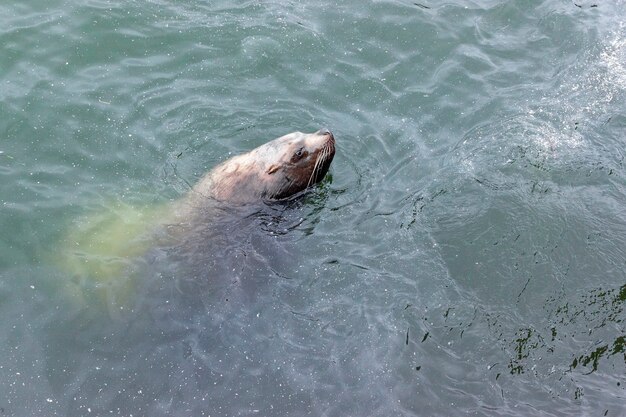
{"left": 189, "top": 130, "right": 335, "bottom": 205}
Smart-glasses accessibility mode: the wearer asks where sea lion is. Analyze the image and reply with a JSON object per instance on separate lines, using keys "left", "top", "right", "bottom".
{"left": 58, "top": 128, "right": 335, "bottom": 311}
{"left": 185, "top": 128, "right": 335, "bottom": 206}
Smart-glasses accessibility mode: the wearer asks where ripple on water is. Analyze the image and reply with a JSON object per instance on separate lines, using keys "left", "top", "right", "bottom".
{"left": 2, "top": 1, "right": 626, "bottom": 416}
{"left": 408, "top": 17, "right": 626, "bottom": 413}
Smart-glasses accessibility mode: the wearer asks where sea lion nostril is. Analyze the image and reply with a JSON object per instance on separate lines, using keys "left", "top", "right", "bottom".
{"left": 317, "top": 128, "right": 331, "bottom": 136}
{"left": 317, "top": 128, "right": 335, "bottom": 144}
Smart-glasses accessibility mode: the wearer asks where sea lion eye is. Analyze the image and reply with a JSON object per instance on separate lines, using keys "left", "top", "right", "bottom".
{"left": 291, "top": 147, "right": 306, "bottom": 162}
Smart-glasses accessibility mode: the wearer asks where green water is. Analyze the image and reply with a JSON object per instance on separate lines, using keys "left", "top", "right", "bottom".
{"left": 1, "top": 0, "right": 626, "bottom": 415}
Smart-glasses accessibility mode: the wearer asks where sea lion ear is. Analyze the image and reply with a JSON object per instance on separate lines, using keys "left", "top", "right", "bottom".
{"left": 266, "top": 164, "right": 280, "bottom": 175}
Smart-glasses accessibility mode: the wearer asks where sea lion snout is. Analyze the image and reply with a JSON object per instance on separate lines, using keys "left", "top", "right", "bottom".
{"left": 314, "top": 128, "right": 335, "bottom": 155}
{"left": 316, "top": 128, "right": 334, "bottom": 140}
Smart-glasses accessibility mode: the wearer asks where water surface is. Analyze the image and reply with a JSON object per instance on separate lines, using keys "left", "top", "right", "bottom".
{"left": 1, "top": 0, "right": 625, "bottom": 415}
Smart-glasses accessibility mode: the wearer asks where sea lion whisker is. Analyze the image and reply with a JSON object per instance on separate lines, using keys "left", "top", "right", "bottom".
{"left": 307, "top": 150, "right": 323, "bottom": 188}
{"left": 311, "top": 145, "right": 329, "bottom": 186}
{"left": 310, "top": 155, "right": 322, "bottom": 187}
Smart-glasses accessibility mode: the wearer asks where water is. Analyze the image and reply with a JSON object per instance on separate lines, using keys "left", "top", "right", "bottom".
{"left": 1, "top": 0, "right": 625, "bottom": 415}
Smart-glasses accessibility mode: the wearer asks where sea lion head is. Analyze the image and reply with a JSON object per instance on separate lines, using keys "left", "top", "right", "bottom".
{"left": 202, "top": 129, "right": 336, "bottom": 204}
{"left": 260, "top": 128, "right": 336, "bottom": 200}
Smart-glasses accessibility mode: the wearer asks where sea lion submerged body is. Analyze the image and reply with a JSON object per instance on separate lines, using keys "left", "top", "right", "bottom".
{"left": 188, "top": 129, "right": 335, "bottom": 205}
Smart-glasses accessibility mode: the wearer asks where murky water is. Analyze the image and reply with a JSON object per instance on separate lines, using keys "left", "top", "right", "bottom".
{"left": 1, "top": 0, "right": 625, "bottom": 415}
